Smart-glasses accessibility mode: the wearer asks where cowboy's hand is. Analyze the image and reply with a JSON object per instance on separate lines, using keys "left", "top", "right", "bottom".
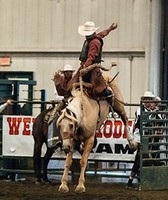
{"left": 111, "top": 62, "right": 117, "bottom": 67}
{"left": 52, "top": 71, "right": 62, "bottom": 84}
{"left": 109, "top": 23, "right": 118, "bottom": 31}
{"left": 6, "top": 99, "right": 13, "bottom": 105}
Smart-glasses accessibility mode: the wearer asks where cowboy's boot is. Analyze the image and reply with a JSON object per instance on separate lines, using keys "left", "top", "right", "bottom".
{"left": 101, "top": 88, "right": 114, "bottom": 106}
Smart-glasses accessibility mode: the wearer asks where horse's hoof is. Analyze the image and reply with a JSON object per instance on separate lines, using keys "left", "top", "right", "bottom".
{"left": 35, "top": 180, "right": 42, "bottom": 185}
{"left": 75, "top": 185, "right": 86, "bottom": 193}
{"left": 43, "top": 180, "right": 51, "bottom": 185}
{"left": 43, "top": 178, "right": 51, "bottom": 184}
{"left": 58, "top": 185, "right": 69, "bottom": 193}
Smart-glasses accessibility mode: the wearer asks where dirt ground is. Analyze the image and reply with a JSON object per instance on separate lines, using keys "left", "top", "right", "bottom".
{"left": 0, "top": 176, "right": 168, "bottom": 200}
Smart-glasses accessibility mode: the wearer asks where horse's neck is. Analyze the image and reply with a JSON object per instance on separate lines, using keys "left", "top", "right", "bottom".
{"left": 67, "top": 96, "right": 83, "bottom": 122}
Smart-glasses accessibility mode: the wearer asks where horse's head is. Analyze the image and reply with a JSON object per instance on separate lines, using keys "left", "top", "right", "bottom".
{"left": 57, "top": 108, "right": 78, "bottom": 154}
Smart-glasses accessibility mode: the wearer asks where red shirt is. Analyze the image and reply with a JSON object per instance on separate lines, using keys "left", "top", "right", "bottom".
{"left": 54, "top": 73, "right": 71, "bottom": 98}
{"left": 82, "top": 27, "right": 113, "bottom": 67}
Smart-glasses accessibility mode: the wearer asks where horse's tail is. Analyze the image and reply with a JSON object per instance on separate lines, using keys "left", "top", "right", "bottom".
{"left": 114, "top": 97, "right": 127, "bottom": 106}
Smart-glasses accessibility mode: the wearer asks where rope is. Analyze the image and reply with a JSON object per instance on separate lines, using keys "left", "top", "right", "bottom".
{"left": 79, "top": 76, "right": 84, "bottom": 99}
{"left": 108, "top": 71, "right": 120, "bottom": 84}
{"left": 79, "top": 62, "right": 115, "bottom": 77}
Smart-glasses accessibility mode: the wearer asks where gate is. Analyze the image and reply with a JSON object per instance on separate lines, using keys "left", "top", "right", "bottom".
{"left": 140, "top": 100, "right": 168, "bottom": 190}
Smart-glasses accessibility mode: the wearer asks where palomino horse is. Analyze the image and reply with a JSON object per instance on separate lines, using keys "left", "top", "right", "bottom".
{"left": 32, "top": 107, "right": 60, "bottom": 184}
{"left": 57, "top": 88, "right": 109, "bottom": 193}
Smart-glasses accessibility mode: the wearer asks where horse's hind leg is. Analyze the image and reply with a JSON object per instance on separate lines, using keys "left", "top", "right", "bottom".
{"left": 113, "top": 100, "right": 128, "bottom": 125}
{"left": 33, "top": 139, "right": 43, "bottom": 184}
{"left": 42, "top": 147, "right": 54, "bottom": 183}
{"left": 113, "top": 101, "right": 138, "bottom": 149}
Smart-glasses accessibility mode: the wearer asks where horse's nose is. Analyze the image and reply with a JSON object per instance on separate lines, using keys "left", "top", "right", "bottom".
{"left": 62, "top": 139, "right": 71, "bottom": 153}
{"left": 62, "top": 145, "right": 70, "bottom": 154}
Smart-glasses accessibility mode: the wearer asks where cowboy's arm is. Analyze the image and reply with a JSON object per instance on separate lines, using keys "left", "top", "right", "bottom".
{"left": 0, "top": 103, "right": 8, "bottom": 113}
{"left": 98, "top": 23, "right": 118, "bottom": 38}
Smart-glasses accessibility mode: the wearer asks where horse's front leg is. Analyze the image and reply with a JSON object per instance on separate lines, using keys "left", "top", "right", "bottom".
{"left": 59, "top": 152, "right": 73, "bottom": 193}
{"left": 75, "top": 137, "right": 94, "bottom": 193}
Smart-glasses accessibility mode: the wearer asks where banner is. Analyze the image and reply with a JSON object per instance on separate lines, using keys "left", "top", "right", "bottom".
{"left": 2, "top": 115, "right": 136, "bottom": 161}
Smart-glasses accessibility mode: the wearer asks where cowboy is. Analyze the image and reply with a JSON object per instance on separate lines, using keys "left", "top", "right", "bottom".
{"left": 46, "top": 64, "right": 75, "bottom": 148}
{"left": 68, "top": 21, "right": 118, "bottom": 103}
{"left": 48, "top": 64, "right": 75, "bottom": 124}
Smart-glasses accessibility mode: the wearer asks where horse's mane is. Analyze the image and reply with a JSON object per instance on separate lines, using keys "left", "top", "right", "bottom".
{"left": 57, "top": 89, "right": 83, "bottom": 127}
{"left": 70, "top": 87, "right": 81, "bottom": 97}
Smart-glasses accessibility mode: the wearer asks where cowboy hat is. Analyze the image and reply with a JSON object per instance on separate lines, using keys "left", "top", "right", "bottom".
{"left": 155, "top": 96, "right": 161, "bottom": 101}
{"left": 141, "top": 91, "right": 155, "bottom": 100}
{"left": 78, "top": 21, "right": 100, "bottom": 36}
{"left": 61, "top": 64, "right": 75, "bottom": 72}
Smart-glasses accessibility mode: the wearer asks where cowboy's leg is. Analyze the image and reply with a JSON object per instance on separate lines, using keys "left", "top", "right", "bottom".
{"left": 48, "top": 100, "right": 65, "bottom": 124}
{"left": 90, "top": 68, "right": 113, "bottom": 103}
{"left": 90, "top": 68, "right": 107, "bottom": 95}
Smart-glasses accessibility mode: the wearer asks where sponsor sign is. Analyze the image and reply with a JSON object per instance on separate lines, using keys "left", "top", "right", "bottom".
{"left": 2, "top": 115, "right": 136, "bottom": 161}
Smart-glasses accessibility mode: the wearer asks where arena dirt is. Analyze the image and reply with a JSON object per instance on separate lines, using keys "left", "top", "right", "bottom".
{"left": 0, "top": 177, "right": 168, "bottom": 200}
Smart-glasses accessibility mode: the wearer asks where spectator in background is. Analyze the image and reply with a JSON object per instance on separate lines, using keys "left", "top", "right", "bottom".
{"left": 126, "top": 91, "right": 156, "bottom": 190}
{"left": 0, "top": 99, "right": 13, "bottom": 113}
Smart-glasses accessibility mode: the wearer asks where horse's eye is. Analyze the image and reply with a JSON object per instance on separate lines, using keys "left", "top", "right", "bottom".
{"left": 70, "top": 124, "right": 74, "bottom": 130}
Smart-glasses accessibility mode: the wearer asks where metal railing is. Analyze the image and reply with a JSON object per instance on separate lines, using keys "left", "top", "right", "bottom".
{"left": 140, "top": 100, "right": 168, "bottom": 190}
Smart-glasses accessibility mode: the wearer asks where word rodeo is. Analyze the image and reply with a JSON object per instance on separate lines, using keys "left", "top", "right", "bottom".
{"left": 91, "top": 119, "right": 135, "bottom": 155}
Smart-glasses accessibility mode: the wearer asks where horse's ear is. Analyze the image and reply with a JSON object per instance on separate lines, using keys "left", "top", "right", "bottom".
{"left": 75, "top": 121, "right": 78, "bottom": 130}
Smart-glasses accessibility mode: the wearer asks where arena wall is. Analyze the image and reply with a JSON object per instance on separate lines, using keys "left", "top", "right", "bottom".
{"left": 0, "top": 0, "right": 162, "bottom": 117}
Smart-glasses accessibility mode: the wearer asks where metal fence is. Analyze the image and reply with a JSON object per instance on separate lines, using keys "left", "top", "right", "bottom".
{"left": 0, "top": 100, "right": 137, "bottom": 184}
{"left": 140, "top": 100, "right": 168, "bottom": 190}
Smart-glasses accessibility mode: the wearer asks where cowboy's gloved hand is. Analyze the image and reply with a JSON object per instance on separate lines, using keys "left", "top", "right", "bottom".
{"left": 52, "top": 71, "right": 62, "bottom": 85}
{"left": 109, "top": 23, "right": 118, "bottom": 31}
{"left": 111, "top": 62, "right": 117, "bottom": 67}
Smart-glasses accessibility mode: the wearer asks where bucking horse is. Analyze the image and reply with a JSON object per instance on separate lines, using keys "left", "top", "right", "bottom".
{"left": 56, "top": 64, "right": 132, "bottom": 193}
{"left": 56, "top": 87, "right": 109, "bottom": 193}
{"left": 32, "top": 63, "right": 133, "bottom": 188}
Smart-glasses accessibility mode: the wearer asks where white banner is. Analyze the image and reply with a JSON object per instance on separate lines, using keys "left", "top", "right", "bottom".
{"left": 2, "top": 115, "right": 136, "bottom": 161}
